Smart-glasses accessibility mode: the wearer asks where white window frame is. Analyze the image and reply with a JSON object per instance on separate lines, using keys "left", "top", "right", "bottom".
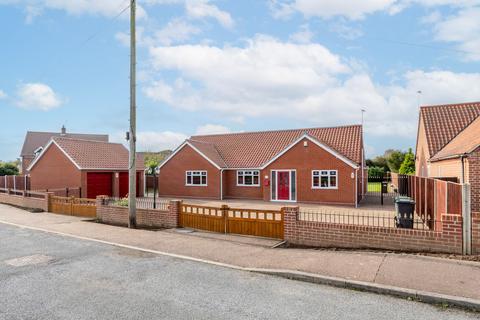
{"left": 186, "top": 170, "right": 208, "bottom": 186}
{"left": 236, "top": 170, "right": 260, "bottom": 187}
{"left": 312, "top": 170, "right": 338, "bottom": 189}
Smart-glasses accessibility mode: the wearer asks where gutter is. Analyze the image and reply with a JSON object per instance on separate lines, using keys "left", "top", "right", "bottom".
{"left": 460, "top": 153, "right": 467, "bottom": 184}
{"left": 220, "top": 168, "right": 225, "bottom": 200}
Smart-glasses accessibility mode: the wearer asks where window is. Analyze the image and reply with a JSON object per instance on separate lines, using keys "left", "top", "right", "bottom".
{"left": 237, "top": 170, "right": 260, "bottom": 186}
{"left": 312, "top": 170, "right": 337, "bottom": 189}
{"left": 186, "top": 171, "right": 207, "bottom": 186}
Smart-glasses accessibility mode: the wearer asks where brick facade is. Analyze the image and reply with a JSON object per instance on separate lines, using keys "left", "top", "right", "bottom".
{"left": 0, "top": 191, "right": 50, "bottom": 212}
{"left": 160, "top": 138, "right": 360, "bottom": 205}
{"left": 468, "top": 148, "right": 480, "bottom": 254}
{"left": 158, "top": 144, "right": 221, "bottom": 199}
{"left": 283, "top": 207, "right": 463, "bottom": 254}
{"left": 29, "top": 144, "right": 144, "bottom": 198}
{"left": 96, "top": 197, "right": 180, "bottom": 229}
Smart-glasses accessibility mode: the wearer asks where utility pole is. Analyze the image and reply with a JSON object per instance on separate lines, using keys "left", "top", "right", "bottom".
{"left": 128, "top": 0, "right": 137, "bottom": 228}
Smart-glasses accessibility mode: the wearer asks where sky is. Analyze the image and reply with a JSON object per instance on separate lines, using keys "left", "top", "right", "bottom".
{"left": 1, "top": 0, "right": 480, "bottom": 161}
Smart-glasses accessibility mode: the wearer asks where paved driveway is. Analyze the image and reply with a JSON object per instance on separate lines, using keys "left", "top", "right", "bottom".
{"left": 0, "top": 223, "right": 477, "bottom": 320}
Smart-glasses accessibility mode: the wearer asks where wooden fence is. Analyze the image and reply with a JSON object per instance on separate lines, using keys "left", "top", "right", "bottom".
{"left": 391, "top": 173, "right": 463, "bottom": 230}
{"left": 0, "top": 175, "right": 29, "bottom": 190}
{"left": 49, "top": 196, "right": 96, "bottom": 218}
{"left": 180, "top": 204, "right": 284, "bottom": 239}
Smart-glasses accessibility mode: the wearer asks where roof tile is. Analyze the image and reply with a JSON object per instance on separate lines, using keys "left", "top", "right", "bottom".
{"left": 189, "top": 125, "right": 363, "bottom": 168}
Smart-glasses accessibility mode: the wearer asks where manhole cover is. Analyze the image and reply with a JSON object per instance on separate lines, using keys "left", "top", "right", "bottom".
{"left": 4, "top": 254, "right": 54, "bottom": 267}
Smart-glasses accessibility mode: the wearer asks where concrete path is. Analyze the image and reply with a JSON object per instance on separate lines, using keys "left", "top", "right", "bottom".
{"left": 0, "top": 204, "right": 479, "bottom": 302}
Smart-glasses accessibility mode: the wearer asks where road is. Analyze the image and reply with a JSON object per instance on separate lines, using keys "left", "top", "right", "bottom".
{"left": 0, "top": 223, "right": 477, "bottom": 320}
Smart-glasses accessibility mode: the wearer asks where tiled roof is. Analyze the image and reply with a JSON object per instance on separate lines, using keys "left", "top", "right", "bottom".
{"left": 420, "top": 102, "right": 480, "bottom": 157}
{"left": 50, "top": 137, "right": 144, "bottom": 170}
{"left": 21, "top": 131, "right": 109, "bottom": 157}
{"left": 431, "top": 116, "right": 480, "bottom": 161}
{"left": 188, "top": 125, "right": 363, "bottom": 168}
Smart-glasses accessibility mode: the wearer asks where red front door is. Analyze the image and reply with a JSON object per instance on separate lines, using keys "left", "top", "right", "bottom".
{"left": 277, "top": 171, "right": 290, "bottom": 201}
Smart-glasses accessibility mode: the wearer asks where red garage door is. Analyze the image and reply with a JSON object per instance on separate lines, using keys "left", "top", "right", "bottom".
{"left": 87, "top": 172, "right": 113, "bottom": 199}
{"left": 119, "top": 172, "right": 141, "bottom": 198}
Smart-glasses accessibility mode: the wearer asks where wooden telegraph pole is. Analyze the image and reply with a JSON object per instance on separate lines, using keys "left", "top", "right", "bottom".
{"left": 128, "top": 0, "right": 137, "bottom": 228}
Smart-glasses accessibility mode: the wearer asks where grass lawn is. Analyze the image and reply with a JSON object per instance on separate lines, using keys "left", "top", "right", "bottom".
{"left": 367, "top": 182, "right": 382, "bottom": 192}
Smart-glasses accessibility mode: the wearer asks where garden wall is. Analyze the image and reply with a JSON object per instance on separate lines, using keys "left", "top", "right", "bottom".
{"left": 96, "top": 197, "right": 180, "bottom": 229}
{"left": 284, "top": 207, "right": 463, "bottom": 254}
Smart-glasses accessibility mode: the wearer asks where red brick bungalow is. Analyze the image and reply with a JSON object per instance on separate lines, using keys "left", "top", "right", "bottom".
{"left": 27, "top": 137, "right": 145, "bottom": 199}
{"left": 159, "top": 125, "right": 365, "bottom": 206}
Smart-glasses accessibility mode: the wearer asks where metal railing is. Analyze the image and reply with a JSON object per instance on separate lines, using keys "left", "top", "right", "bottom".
{"left": 299, "top": 208, "right": 436, "bottom": 230}
{"left": 104, "top": 197, "right": 169, "bottom": 211}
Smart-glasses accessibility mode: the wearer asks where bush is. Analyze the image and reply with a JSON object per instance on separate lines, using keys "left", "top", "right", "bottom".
{"left": 115, "top": 198, "right": 129, "bottom": 207}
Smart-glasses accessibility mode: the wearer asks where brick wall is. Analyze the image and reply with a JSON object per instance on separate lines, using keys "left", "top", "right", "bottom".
{"left": 468, "top": 148, "right": 480, "bottom": 254}
{"left": 96, "top": 197, "right": 180, "bottom": 229}
{"left": 0, "top": 190, "right": 49, "bottom": 211}
{"left": 283, "top": 207, "right": 463, "bottom": 254}
{"left": 158, "top": 145, "right": 221, "bottom": 199}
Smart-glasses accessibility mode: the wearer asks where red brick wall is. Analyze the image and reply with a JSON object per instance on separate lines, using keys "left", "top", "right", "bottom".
{"left": 263, "top": 138, "right": 357, "bottom": 205}
{"left": 158, "top": 145, "right": 221, "bottom": 199}
{"left": 0, "top": 191, "right": 49, "bottom": 211}
{"left": 284, "top": 207, "right": 463, "bottom": 254}
{"left": 223, "top": 169, "right": 263, "bottom": 200}
{"left": 96, "top": 197, "right": 180, "bottom": 229}
{"left": 468, "top": 149, "right": 480, "bottom": 254}
{"left": 30, "top": 144, "right": 82, "bottom": 191}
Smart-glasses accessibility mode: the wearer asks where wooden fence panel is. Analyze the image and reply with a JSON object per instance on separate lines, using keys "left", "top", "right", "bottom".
{"left": 447, "top": 183, "right": 462, "bottom": 215}
{"left": 227, "top": 208, "right": 284, "bottom": 239}
{"left": 50, "top": 196, "right": 96, "bottom": 218}
{"left": 180, "top": 204, "right": 284, "bottom": 239}
{"left": 180, "top": 205, "right": 225, "bottom": 233}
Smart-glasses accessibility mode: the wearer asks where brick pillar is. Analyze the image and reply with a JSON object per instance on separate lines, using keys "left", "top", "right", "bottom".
{"left": 96, "top": 195, "right": 107, "bottom": 220}
{"left": 468, "top": 149, "right": 480, "bottom": 254}
{"left": 282, "top": 206, "right": 299, "bottom": 243}
{"left": 167, "top": 200, "right": 182, "bottom": 228}
{"left": 45, "top": 192, "right": 55, "bottom": 212}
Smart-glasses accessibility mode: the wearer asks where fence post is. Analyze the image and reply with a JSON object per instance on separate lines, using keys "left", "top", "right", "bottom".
{"left": 221, "top": 204, "right": 229, "bottom": 234}
{"left": 45, "top": 192, "right": 54, "bottom": 212}
{"left": 462, "top": 184, "right": 472, "bottom": 255}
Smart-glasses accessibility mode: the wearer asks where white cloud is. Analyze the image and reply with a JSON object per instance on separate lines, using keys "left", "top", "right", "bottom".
{"left": 195, "top": 124, "right": 231, "bottom": 135}
{"left": 431, "top": 7, "right": 480, "bottom": 61}
{"left": 271, "top": 0, "right": 398, "bottom": 20}
{"left": 0, "top": 89, "right": 7, "bottom": 99}
{"left": 0, "top": 0, "right": 147, "bottom": 22}
{"left": 289, "top": 24, "right": 314, "bottom": 43}
{"left": 15, "top": 83, "right": 62, "bottom": 111}
{"left": 143, "top": 36, "right": 480, "bottom": 139}
{"left": 185, "top": 0, "right": 234, "bottom": 28}
{"left": 112, "top": 131, "right": 187, "bottom": 151}
{"left": 270, "top": 0, "right": 480, "bottom": 20}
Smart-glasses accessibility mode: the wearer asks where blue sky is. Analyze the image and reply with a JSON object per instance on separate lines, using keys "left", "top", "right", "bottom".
{"left": 1, "top": 0, "right": 480, "bottom": 161}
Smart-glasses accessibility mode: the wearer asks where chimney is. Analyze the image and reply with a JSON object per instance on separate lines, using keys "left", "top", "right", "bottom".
{"left": 61, "top": 125, "right": 66, "bottom": 136}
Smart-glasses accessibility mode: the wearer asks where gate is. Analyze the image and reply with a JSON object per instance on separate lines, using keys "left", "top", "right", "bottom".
{"left": 50, "top": 196, "right": 97, "bottom": 218}
{"left": 362, "top": 174, "right": 395, "bottom": 205}
{"left": 180, "top": 204, "right": 284, "bottom": 239}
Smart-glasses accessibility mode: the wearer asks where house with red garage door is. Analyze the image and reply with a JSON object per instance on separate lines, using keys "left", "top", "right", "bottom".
{"left": 158, "top": 125, "right": 365, "bottom": 206}
{"left": 27, "top": 137, "right": 144, "bottom": 199}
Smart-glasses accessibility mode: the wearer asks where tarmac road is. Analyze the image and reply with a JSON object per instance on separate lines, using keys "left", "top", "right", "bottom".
{"left": 0, "top": 223, "right": 477, "bottom": 320}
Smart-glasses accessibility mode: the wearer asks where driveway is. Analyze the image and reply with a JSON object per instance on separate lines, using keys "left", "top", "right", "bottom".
{"left": 0, "top": 223, "right": 477, "bottom": 320}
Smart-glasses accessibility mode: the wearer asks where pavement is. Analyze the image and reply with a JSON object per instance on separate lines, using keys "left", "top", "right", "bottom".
{"left": 0, "top": 204, "right": 479, "bottom": 308}
{"left": 1, "top": 223, "right": 477, "bottom": 320}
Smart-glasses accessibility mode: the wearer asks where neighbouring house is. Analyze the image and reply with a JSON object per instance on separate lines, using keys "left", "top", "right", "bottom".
{"left": 158, "top": 125, "right": 365, "bottom": 206}
{"left": 415, "top": 101, "right": 480, "bottom": 183}
{"left": 27, "top": 137, "right": 144, "bottom": 199}
{"left": 20, "top": 126, "right": 109, "bottom": 173}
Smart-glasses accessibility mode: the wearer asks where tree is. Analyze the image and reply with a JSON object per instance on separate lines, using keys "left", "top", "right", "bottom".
{"left": 368, "top": 166, "right": 385, "bottom": 177}
{"left": 0, "top": 162, "right": 19, "bottom": 176}
{"left": 385, "top": 149, "right": 406, "bottom": 173}
{"left": 399, "top": 148, "right": 415, "bottom": 175}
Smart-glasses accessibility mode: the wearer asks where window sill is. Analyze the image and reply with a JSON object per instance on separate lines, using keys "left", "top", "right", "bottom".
{"left": 236, "top": 184, "right": 261, "bottom": 187}
{"left": 312, "top": 187, "right": 338, "bottom": 190}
